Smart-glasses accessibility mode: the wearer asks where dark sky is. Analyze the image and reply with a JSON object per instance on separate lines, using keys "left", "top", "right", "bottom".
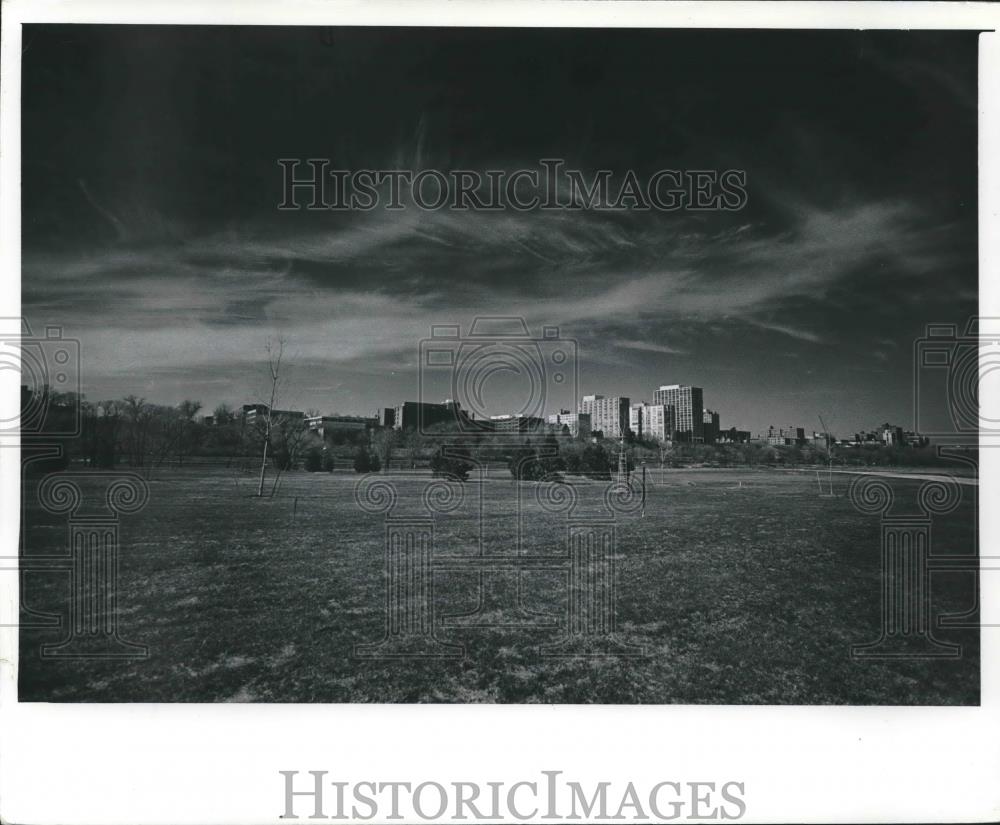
{"left": 21, "top": 26, "right": 979, "bottom": 434}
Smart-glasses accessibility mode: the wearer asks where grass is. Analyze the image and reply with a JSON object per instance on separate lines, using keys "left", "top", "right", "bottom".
{"left": 18, "top": 465, "right": 979, "bottom": 703}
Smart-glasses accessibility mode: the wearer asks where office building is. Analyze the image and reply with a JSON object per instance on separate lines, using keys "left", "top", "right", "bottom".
{"left": 629, "top": 403, "right": 645, "bottom": 438}
{"left": 641, "top": 403, "right": 675, "bottom": 442}
{"left": 579, "top": 394, "right": 631, "bottom": 439}
{"left": 703, "top": 409, "right": 721, "bottom": 444}
{"left": 489, "top": 414, "right": 545, "bottom": 433}
{"left": 243, "top": 406, "right": 305, "bottom": 426}
{"left": 392, "top": 400, "right": 464, "bottom": 431}
{"left": 759, "top": 425, "right": 806, "bottom": 446}
{"left": 306, "top": 415, "right": 378, "bottom": 438}
{"left": 652, "top": 385, "right": 704, "bottom": 442}
{"left": 880, "top": 423, "right": 905, "bottom": 446}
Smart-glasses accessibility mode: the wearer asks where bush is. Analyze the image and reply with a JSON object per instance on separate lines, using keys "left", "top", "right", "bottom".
{"left": 564, "top": 452, "right": 582, "bottom": 474}
{"left": 581, "top": 444, "right": 612, "bottom": 479}
{"left": 508, "top": 436, "right": 567, "bottom": 481}
{"left": 430, "top": 445, "right": 473, "bottom": 481}
{"left": 304, "top": 448, "right": 323, "bottom": 472}
{"left": 322, "top": 452, "right": 334, "bottom": 473}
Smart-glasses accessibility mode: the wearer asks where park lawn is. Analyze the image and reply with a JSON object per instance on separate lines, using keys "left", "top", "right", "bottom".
{"left": 18, "top": 465, "right": 979, "bottom": 704}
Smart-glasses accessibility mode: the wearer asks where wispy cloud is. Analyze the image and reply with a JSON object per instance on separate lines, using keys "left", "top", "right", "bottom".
{"left": 22, "top": 187, "right": 971, "bottom": 411}
{"left": 607, "top": 338, "right": 688, "bottom": 355}
{"left": 745, "top": 320, "right": 824, "bottom": 344}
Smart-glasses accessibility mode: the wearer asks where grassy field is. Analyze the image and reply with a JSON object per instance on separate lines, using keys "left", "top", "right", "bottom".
{"left": 18, "top": 465, "right": 979, "bottom": 703}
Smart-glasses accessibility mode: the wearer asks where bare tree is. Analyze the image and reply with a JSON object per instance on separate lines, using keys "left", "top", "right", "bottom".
{"left": 175, "top": 399, "right": 202, "bottom": 465}
{"left": 213, "top": 402, "right": 234, "bottom": 425}
{"left": 267, "top": 412, "right": 310, "bottom": 496}
{"left": 658, "top": 441, "right": 671, "bottom": 474}
{"left": 257, "top": 337, "right": 285, "bottom": 497}
{"left": 371, "top": 427, "right": 398, "bottom": 472}
{"left": 121, "top": 395, "right": 152, "bottom": 469}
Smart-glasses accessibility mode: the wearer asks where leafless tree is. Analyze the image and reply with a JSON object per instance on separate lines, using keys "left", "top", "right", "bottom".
{"left": 121, "top": 395, "right": 153, "bottom": 469}
{"left": 213, "top": 402, "right": 234, "bottom": 424}
{"left": 257, "top": 337, "right": 285, "bottom": 497}
{"left": 266, "top": 412, "right": 310, "bottom": 496}
{"left": 175, "top": 399, "right": 202, "bottom": 465}
{"left": 371, "top": 427, "right": 398, "bottom": 472}
{"left": 658, "top": 441, "right": 671, "bottom": 474}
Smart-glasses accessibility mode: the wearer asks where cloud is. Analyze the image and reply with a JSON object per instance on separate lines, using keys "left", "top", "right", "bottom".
{"left": 608, "top": 338, "right": 688, "bottom": 355}
{"left": 22, "top": 185, "right": 972, "bottom": 410}
{"left": 745, "top": 320, "right": 824, "bottom": 344}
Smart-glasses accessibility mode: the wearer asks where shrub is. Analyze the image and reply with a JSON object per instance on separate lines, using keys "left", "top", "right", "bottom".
{"left": 430, "top": 445, "right": 473, "bottom": 481}
{"left": 508, "top": 438, "right": 566, "bottom": 481}
{"left": 304, "top": 448, "right": 323, "bottom": 472}
{"left": 351, "top": 447, "right": 380, "bottom": 473}
{"left": 322, "top": 452, "right": 334, "bottom": 473}
{"left": 581, "top": 444, "right": 612, "bottom": 479}
{"left": 564, "top": 451, "right": 582, "bottom": 474}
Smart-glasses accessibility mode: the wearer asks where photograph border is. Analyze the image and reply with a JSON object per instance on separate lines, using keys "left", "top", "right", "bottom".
{"left": 1, "top": 2, "right": 998, "bottom": 823}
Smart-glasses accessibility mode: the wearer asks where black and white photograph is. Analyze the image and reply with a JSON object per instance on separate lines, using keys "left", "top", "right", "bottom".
{"left": 11, "top": 22, "right": 986, "bottom": 705}
{"left": 3, "top": 2, "right": 1000, "bottom": 822}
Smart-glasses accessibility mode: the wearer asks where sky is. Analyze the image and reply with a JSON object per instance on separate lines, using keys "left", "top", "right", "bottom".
{"left": 21, "top": 26, "right": 978, "bottom": 435}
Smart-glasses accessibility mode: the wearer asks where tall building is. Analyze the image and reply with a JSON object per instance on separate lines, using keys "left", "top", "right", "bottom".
{"left": 641, "top": 403, "right": 675, "bottom": 442}
{"left": 629, "top": 403, "right": 645, "bottom": 438}
{"left": 703, "top": 409, "right": 720, "bottom": 444}
{"left": 579, "top": 394, "right": 630, "bottom": 438}
{"left": 879, "top": 423, "right": 905, "bottom": 446}
{"left": 652, "top": 385, "right": 704, "bottom": 442}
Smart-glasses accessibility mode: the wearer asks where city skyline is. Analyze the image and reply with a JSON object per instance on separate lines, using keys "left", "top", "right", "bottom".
{"left": 20, "top": 27, "right": 978, "bottom": 435}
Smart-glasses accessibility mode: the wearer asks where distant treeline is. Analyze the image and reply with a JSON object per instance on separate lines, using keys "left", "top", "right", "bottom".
{"left": 21, "top": 391, "right": 972, "bottom": 478}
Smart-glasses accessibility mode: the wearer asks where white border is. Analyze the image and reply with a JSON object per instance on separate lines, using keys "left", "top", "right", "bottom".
{"left": 1, "top": 3, "right": 999, "bottom": 823}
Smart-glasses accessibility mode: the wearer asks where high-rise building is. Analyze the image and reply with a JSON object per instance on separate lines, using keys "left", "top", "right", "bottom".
{"left": 626, "top": 401, "right": 675, "bottom": 442}
{"left": 629, "top": 402, "right": 645, "bottom": 438}
{"left": 641, "top": 403, "right": 675, "bottom": 442}
{"left": 652, "top": 385, "right": 704, "bottom": 442}
{"left": 703, "top": 409, "right": 720, "bottom": 444}
{"left": 579, "top": 394, "right": 630, "bottom": 438}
